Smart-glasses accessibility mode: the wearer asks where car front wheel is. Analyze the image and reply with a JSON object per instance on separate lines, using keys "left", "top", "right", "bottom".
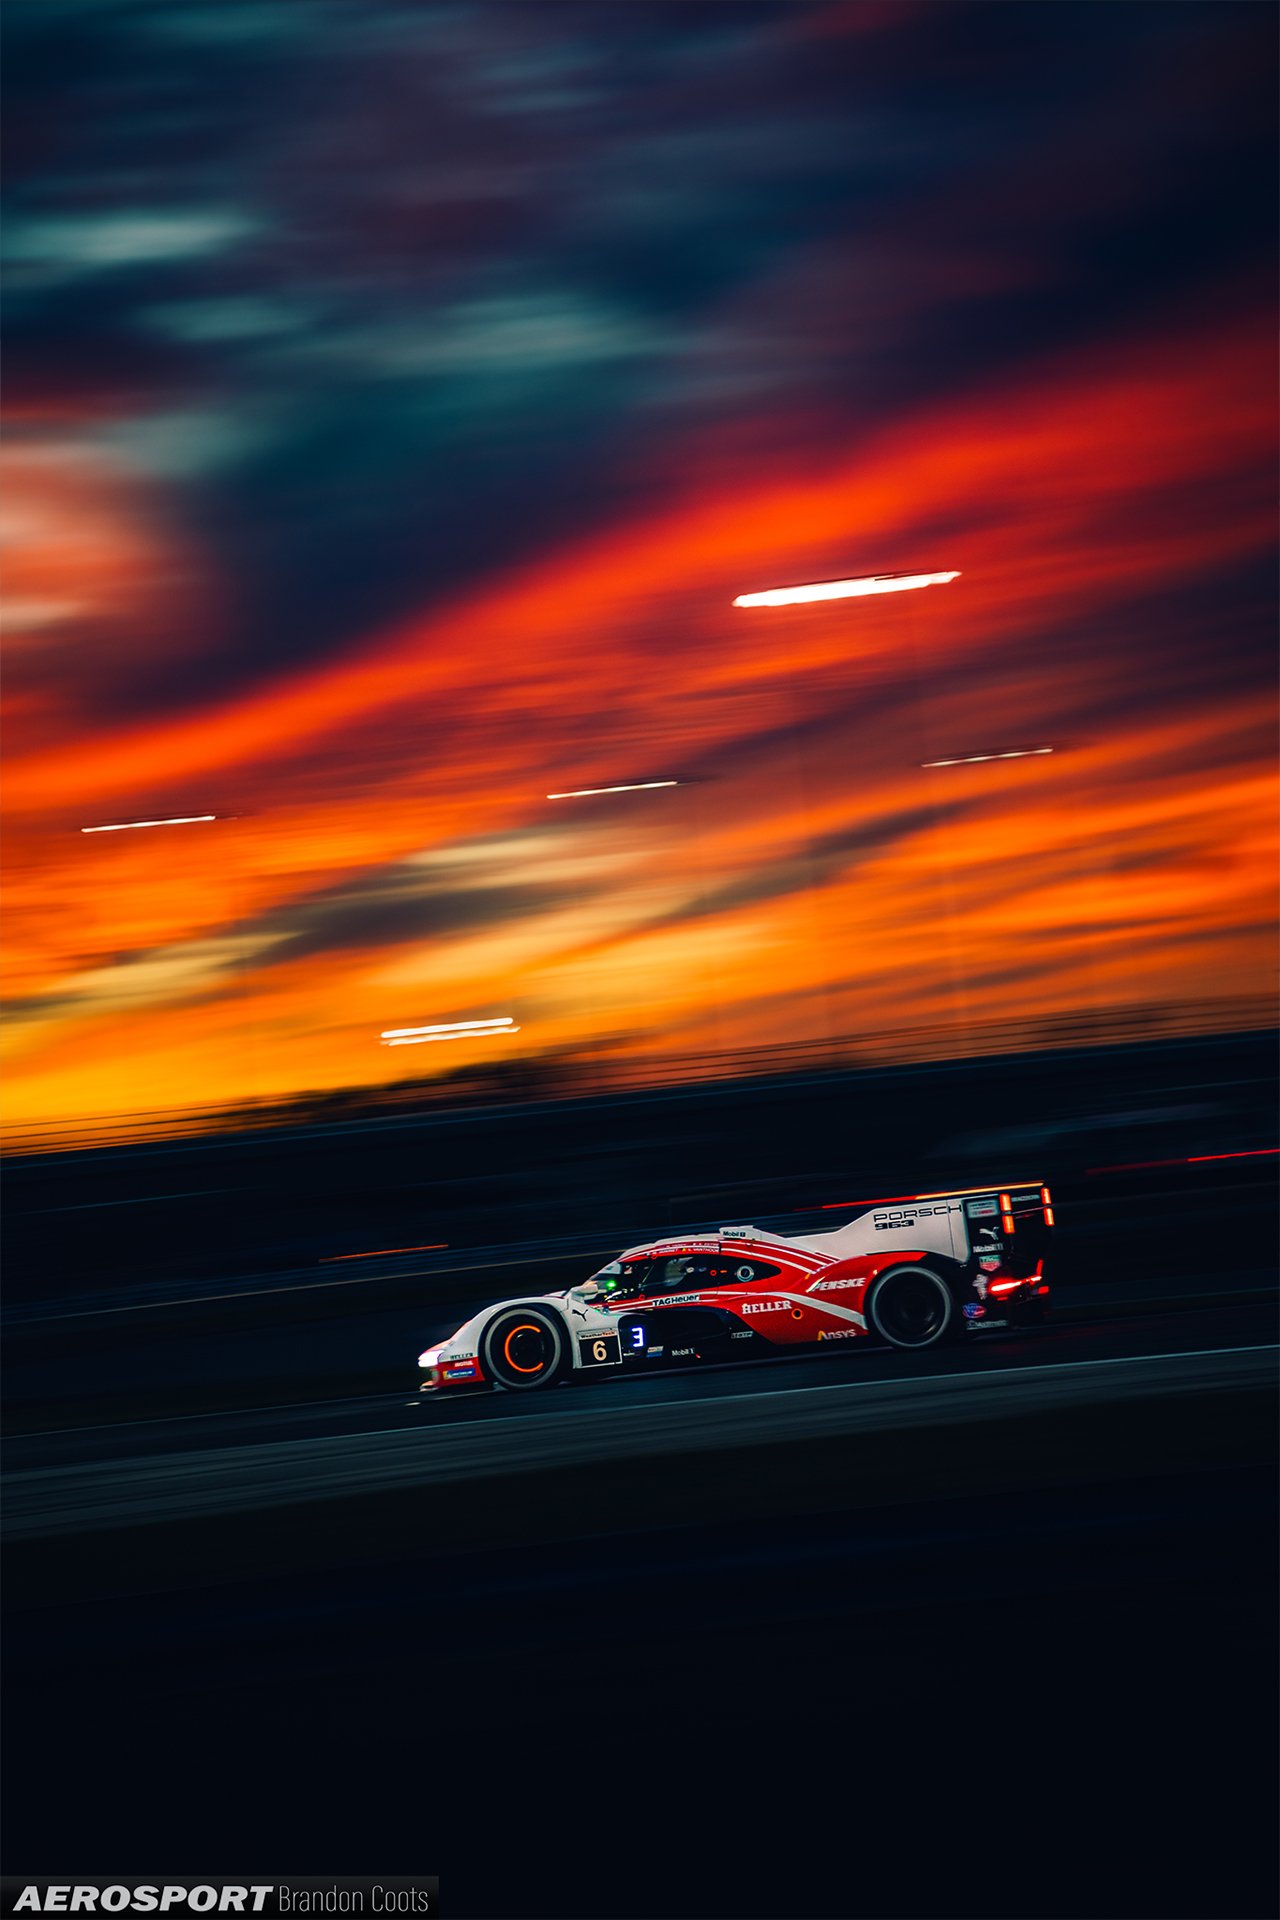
{"left": 867, "top": 1265, "right": 956, "bottom": 1349}
{"left": 481, "top": 1306, "right": 570, "bottom": 1390}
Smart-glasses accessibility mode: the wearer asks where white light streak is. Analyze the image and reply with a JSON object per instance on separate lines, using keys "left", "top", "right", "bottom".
{"left": 733, "top": 570, "right": 959, "bottom": 608}
{"left": 546, "top": 780, "right": 680, "bottom": 800}
{"left": 922, "top": 747, "right": 1055, "bottom": 768}
{"left": 80, "top": 814, "right": 219, "bottom": 833}
{"left": 380, "top": 1016, "right": 517, "bottom": 1046}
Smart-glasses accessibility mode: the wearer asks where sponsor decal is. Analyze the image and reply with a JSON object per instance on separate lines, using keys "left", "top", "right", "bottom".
{"left": 578, "top": 1333, "right": 622, "bottom": 1366}
{"left": 721, "top": 1227, "right": 752, "bottom": 1237}
{"left": 671, "top": 1347, "right": 696, "bottom": 1358}
{"left": 657, "top": 1241, "right": 721, "bottom": 1255}
{"left": 979, "top": 1257, "right": 1001, "bottom": 1272}
{"left": 974, "top": 1275, "right": 989, "bottom": 1298}
{"left": 741, "top": 1299, "right": 789, "bottom": 1314}
{"left": 735, "top": 1265, "right": 755, "bottom": 1281}
{"left": 963, "top": 1303, "right": 984, "bottom": 1318}
{"left": 731, "top": 1330, "right": 753, "bottom": 1339}
{"left": 873, "top": 1205, "right": 951, "bottom": 1222}
{"left": 817, "top": 1328, "right": 859, "bottom": 1340}
{"left": 981, "top": 1318, "right": 1009, "bottom": 1327}
{"left": 654, "top": 1293, "right": 701, "bottom": 1306}
{"left": 967, "top": 1197, "right": 999, "bottom": 1216}
{"left": 810, "top": 1277, "right": 862, "bottom": 1292}
{"left": 648, "top": 1346, "right": 665, "bottom": 1356}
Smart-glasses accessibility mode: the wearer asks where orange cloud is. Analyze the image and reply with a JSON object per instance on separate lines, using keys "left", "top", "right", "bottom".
{"left": 3, "top": 298, "right": 1276, "bottom": 1136}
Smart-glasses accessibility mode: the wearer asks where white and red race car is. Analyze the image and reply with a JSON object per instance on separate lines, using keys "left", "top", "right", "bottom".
{"left": 417, "top": 1181, "right": 1054, "bottom": 1393}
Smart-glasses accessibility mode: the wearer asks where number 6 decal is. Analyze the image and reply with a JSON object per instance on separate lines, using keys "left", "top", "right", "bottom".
{"left": 578, "top": 1329, "right": 621, "bottom": 1366}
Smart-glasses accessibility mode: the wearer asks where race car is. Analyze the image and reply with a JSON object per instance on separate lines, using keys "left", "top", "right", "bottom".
{"left": 417, "top": 1181, "right": 1054, "bottom": 1393}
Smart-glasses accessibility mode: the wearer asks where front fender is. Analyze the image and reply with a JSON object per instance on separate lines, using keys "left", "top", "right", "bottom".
{"left": 421, "top": 1289, "right": 620, "bottom": 1379}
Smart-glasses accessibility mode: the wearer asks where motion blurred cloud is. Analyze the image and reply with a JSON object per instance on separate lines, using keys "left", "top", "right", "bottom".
{"left": 5, "top": 208, "right": 262, "bottom": 277}
{"left": 1, "top": 0, "right": 1274, "bottom": 1136}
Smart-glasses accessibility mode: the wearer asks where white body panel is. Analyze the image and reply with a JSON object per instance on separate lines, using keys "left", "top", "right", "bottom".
{"left": 791, "top": 1199, "right": 970, "bottom": 1265}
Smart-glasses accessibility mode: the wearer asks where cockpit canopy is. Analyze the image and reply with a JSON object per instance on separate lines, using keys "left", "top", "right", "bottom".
{"left": 586, "top": 1251, "right": 781, "bottom": 1298}
{"left": 586, "top": 1258, "right": 650, "bottom": 1299}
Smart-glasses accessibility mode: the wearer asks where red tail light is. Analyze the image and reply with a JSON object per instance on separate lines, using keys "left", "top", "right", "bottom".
{"left": 999, "top": 1191, "right": 1015, "bottom": 1234}
{"left": 988, "top": 1278, "right": 1023, "bottom": 1295}
{"left": 1041, "top": 1185, "right": 1055, "bottom": 1227}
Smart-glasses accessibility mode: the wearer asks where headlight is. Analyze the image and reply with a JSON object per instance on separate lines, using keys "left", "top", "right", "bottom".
{"left": 418, "top": 1347, "right": 443, "bottom": 1369}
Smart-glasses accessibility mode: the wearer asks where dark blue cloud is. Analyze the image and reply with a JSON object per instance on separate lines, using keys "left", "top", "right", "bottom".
{"left": 4, "top": 0, "right": 1275, "bottom": 726}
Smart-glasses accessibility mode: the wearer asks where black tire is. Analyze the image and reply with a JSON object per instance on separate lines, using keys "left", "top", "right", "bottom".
{"left": 867, "top": 1264, "right": 957, "bottom": 1350}
{"left": 481, "top": 1306, "right": 570, "bottom": 1390}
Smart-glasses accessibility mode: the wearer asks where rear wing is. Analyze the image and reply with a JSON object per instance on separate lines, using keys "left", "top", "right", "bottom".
{"left": 952, "top": 1182, "right": 1054, "bottom": 1276}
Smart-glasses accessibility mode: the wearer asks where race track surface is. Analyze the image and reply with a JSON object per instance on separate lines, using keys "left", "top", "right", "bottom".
{"left": 6, "top": 1297, "right": 1275, "bottom": 1535}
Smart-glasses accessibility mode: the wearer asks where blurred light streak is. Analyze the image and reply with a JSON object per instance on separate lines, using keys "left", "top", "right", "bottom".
{"left": 380, "top": 1017, "right": 515, "bottom": 1039}
{"left": 80, "top": 815, "right": 218, "bottom": 833}
{"left": 1186, "top": 1149, "right": 1279, "bottom": 1163}
{"left": 381, "top": 1017, "right": 520, "bottom": 1047}
{"left": 320, "top": 1244, "right": 447, "bottom": 1262}
{"left": 733, "top": 570, "right": 959, "bottom": 608}
{"left": 48, "top": 1271, "right": 438, "bottom": 1314}
{"left": 1087, "top": 1148, "right": 1280, "bottom": 1173}
{"left": 546, "top": 780, "right": 680, "bottom": 799}
{"left": 923, "top": 748, "right": 1056, "bottom": 767}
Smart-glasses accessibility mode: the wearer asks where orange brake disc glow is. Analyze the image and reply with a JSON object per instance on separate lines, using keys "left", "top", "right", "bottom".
{"left": 503, "top": 1324, "right": 545, "bottom": 1373}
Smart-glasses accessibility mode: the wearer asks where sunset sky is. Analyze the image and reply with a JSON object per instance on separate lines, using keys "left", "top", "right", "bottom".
{"left": 3, "top": 0, "right": 1276, "bottom": 1137}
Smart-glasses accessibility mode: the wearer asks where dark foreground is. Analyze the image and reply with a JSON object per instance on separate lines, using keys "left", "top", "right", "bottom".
{"left": 4, "top": 1029, "right": 1277, "bottom": 1919}
{"left": 7, "top": 1468, "right": 1277, "bottom": 1920}
{"left": 6, "top": 1310, "right": 1277, "bottom": 1920}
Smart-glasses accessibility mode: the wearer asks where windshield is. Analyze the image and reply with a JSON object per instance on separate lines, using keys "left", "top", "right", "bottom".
{"left": 586, "top": 1258, "right": 650, "bottom": 1299}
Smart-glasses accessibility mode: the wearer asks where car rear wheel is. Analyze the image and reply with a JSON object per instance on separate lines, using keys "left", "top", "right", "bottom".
{"left": 481, "top": 1306, "right": 570, "bottom": 1390}
{"left": 868, "top": 1265, "right": 956, "bottom": 1349}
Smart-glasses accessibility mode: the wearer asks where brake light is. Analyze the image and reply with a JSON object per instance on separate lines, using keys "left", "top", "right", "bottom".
{"left": 999, "top": 1192, "right": 1015, "bottom": 1234}
{"left": 1041, "top": 1185, "right": 1055, "bottom": 1227}
{"left": 988, "top": 1278, "right": 1023, "bottom": 1295}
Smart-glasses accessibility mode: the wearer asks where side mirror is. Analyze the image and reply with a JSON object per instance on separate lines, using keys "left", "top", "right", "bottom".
{"left": 568, "top": 1280, "right": 602, "bottom": 1303}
